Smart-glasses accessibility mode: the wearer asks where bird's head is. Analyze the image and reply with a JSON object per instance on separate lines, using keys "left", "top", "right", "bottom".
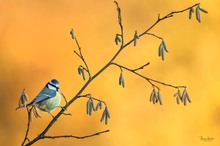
{"left": 47, "top": 79, "right": 60, "bottom": 91}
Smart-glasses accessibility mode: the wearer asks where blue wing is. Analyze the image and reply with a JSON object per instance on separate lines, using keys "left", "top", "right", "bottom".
{"left": 27, "top": 86, "right": 56, "bottom": 106}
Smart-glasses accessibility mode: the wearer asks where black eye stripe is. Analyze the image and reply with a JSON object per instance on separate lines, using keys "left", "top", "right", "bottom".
{"left": 47, "top": 83, "right": 59, "bottom": 90}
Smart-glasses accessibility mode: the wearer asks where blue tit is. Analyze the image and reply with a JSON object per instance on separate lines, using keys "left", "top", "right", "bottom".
{"left": 26, "top": 79, "right": 61, "bottom": 117}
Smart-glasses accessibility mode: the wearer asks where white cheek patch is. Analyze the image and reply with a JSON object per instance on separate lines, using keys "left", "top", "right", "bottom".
{"left": 47, "top": 84, "right": 57, "bottom": 91}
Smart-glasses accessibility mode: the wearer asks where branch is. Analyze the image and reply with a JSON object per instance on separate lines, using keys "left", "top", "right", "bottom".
{"left": 21, "top": 107, "right": 32, "bottom": 146}
{"left": 43, "top": 130, "right": 110, "bottom": 139}
{"left": 74, "top": 37, "right": 92, "bottom": 79}
{"left": 132, "top": 62, "right": 150, "bottom": 72}
{"left": 22, "top": 2, "right": 200, "bottom": 145}
{"left": 146, "top": 33, "right": 163, "bottom": 40}
{"left": 77, "top": 94, "right": 108, "bottom": 106}
{"left": 61, "top": 93, "right": 68, "bottom": 104}
{"left": 114, "top": 1, "right": 124, "bottom": 46}
{"left": 142, "top": 3, "right": 201, "bottom": 35}
{"left": 122, "top": 3, "right": 201, "bottom": 49}
{"left": 112, "top": 62, "right": 186, "bottom": 90}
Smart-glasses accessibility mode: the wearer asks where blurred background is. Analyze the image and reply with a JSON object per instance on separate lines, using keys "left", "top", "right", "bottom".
{"left": 0, "top": 0, "right": 219, "bottom": 145}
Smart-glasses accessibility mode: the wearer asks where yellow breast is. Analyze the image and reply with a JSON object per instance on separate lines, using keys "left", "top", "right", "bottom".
{"left": 37, "top": 92, "right": 61, "bottom": 113}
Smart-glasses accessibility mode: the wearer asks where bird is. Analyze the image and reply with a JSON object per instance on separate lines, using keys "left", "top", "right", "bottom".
{"left": 26, "top": 79, "right": 62, "bottom": 118}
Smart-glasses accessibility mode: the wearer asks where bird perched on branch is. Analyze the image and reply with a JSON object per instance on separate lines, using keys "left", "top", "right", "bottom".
{"left": 26, "top": 79, "right": 62, "bottom": 118}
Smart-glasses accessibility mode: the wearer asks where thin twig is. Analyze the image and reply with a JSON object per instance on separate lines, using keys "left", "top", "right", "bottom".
{"left": 61, "top": 113, "right": 72, "bottom": 116}
{"left": 122, "top": 3, "right": 200, "bottom": 49}
{"left": 114, "top": 1, "right": 124, "bottom": 48}
{"left": 61, "top": 93, "right": 68, "bottom": 104}
{"left": 112, "top": 62, "right": 186, "bottom": 89}
{"left": 21, "top": 107, "right": 32, "bottom": 146}
{"left": 43, "top": 130, "right": 110, "bottom": 139}
{"left": 74, "top": 37, "right": 91, "bottom": 79}
{"left": 142, "top": 3, "right": 200, "bottom": 36}
{"left": 132, "top": 62, "right": 150, "bottom": 72}
{"left": 77, "top": 94, "right": 107, "bottom": 106}
{"left": 146, "top": 33, "right": 163, "bottom": 40}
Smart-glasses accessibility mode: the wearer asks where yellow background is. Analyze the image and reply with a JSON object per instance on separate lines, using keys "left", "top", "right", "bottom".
{"left": 0, "top": 0, "right": 219, "bottom": 145}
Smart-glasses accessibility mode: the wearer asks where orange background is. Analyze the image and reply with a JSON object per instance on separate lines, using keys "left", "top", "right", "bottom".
{"left": 0, "top": 0, "right": 219, "bottom": 146}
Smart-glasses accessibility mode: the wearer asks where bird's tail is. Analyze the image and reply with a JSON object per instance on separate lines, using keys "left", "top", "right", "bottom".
{"left": 15, "top": 103, "right": 32, "bottom": 110}
{"left": 15, "top": 105, "right": 25, "bottom": 110}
